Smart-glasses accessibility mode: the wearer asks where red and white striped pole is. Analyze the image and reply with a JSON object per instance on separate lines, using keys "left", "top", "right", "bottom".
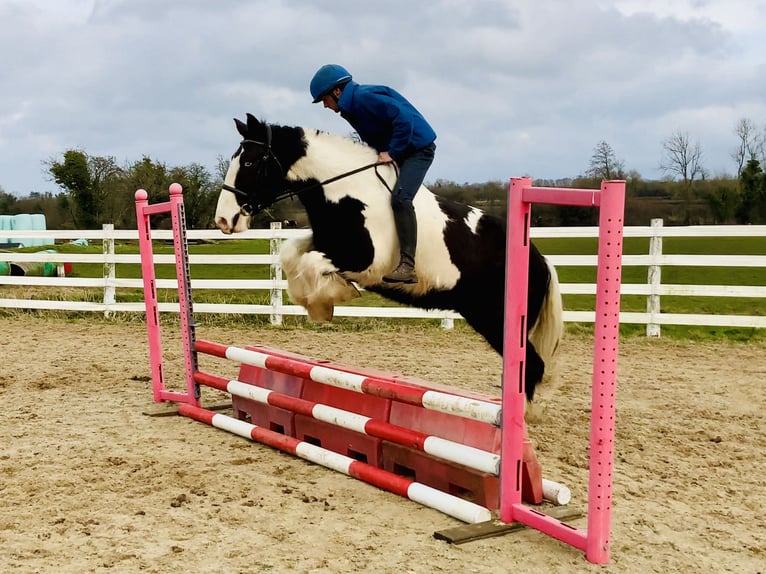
{"left": 178, "top": 403, "right": 493, "bottom": 525}
{"left": 194, "top": 370, "right": 501, "bottom": 475}
{"left": 195, "top": 339, "right": 502, "bottom": 426}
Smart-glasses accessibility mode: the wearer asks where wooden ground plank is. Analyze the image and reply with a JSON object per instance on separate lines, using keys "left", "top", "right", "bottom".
{"left": 142, "top": 402, "right": 231, "bottom": 417}
{"left": 434, "top": 506, "right": 583, "bottom": 544}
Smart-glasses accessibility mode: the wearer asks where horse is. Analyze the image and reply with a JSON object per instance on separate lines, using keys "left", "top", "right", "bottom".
{"left": 214, "top": 113, "right": 563, "bottom": 403}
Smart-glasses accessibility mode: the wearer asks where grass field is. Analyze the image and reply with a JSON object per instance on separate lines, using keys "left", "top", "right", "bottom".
{"left": 4, "top": 233, "right": 765, "bottom": 341}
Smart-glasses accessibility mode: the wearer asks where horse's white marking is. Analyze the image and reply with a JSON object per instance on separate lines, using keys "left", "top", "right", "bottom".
{"left": 286, "top": 130, "right": 461, "bottom": 299}
{"left": 215, "top": 153, "right": 250, "bottom": 233}
{"left": 464, "top": 207, "right": 483, "bottom": 235}
{"left": 409, "top": 190, "right": 460, "bottom": 292}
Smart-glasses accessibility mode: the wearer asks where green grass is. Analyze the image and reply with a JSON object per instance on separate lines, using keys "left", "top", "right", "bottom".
{"left": 3, "top": 234, "right": 765, "bottom": 341}
{"left": 534, "top": 235, "right": 766, "bottom": 318}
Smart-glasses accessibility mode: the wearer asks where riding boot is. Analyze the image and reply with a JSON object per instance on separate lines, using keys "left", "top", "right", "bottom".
{"left": 383, "top": 203, "right": 418, "bottom": 284}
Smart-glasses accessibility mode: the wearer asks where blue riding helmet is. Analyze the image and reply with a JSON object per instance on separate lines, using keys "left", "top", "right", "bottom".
{"left": 310, "top": 64, "right": 352, "bottom": 103}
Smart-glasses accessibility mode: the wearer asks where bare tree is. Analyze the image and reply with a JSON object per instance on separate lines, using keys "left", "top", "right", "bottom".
{"left": 659, "top": 131, "right": 706, "bottom": 184}
{"left": 731, "top": 118, "right": 764, "bottom": 176}
{"left": 586, "top": 140, "right": 625, "bottom": 180}
{"left": 659, "top": 131, "right": 708, "bottom": 224}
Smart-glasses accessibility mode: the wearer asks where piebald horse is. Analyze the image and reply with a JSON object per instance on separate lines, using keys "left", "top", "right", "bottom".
{"left": 215, "top": 114, "right": 563, "bottom": 402}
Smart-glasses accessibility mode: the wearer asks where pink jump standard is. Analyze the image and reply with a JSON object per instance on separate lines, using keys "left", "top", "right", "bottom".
{"left": 501, "top": 178, "right": 624, "bottom": 564}
{"left": 135, "top": 177, "right": 625, "bottom": 565}
{"left": 135, "top": 184, "right": 200, "bottom": 406}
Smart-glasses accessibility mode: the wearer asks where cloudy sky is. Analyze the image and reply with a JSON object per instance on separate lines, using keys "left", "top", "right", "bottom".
{"left": 1, "top": 0, "right": 765, "bottom": 197}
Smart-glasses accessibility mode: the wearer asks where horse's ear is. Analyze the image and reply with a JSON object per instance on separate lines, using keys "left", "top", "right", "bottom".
{"left": 246, "top": 112, "right": 260, "bottom": 131}
{"left": 234, "top": 118, "right": 248, "bottom": 138}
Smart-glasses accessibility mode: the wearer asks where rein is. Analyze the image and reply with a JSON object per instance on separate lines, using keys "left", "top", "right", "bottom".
{"left": 222, "top": 130, "right": 398, "bottom": 215}
{"left": 288, "top": 160, "right": 398, "bottom": 195}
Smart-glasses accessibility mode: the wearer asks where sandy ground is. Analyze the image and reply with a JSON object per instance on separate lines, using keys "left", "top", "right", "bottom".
{"left": 0, "top": 315, "right": 764, "bottom": 574}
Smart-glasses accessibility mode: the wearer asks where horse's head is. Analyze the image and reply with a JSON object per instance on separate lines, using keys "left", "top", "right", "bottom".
{"left": 215, "top": 113, "right": 296, "bottom": 233}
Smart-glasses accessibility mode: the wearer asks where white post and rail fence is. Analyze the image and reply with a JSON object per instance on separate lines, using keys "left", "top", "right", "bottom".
{"left": 1, "top": 221, "right": 764, "bottom": 336}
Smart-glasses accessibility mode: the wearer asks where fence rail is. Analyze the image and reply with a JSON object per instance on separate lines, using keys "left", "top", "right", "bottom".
{"left": 2, "top": 221, "right": 765, "bottom": 335}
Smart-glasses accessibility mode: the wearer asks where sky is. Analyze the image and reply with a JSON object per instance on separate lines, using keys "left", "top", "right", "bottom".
{"left": 1, "top": 0, "right": 765, "bottom": 197}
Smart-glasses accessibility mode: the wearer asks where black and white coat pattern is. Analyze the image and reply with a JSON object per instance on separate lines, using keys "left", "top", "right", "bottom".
{"left": 215, "top": 114, "right": 563, "bottom": 401}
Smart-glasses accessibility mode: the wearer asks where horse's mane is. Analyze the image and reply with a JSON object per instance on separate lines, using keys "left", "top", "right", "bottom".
{"left": 287, "top": 128, "right": 382, "bottom": 184}
{"left": 307, "top": 128, "right": 377, "bottom": 158}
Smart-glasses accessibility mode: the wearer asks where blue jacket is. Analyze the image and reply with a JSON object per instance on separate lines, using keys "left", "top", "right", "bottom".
{"left": 337, "top": 81, "right": 436, "bottom": 161}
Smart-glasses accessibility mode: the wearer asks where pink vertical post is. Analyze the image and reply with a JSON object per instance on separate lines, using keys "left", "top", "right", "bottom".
{"left": 168, "top": 184, "right": 200, "bottom": 405}
{"left": 134, "top": 184, "right": 200, "bottom": 406}
{"left": 135, "top": 189, "right": 165, "bottom": 402}
{"left": 586, "top": 180, "right": 625, "bottom": 563}
{"left": 499, "top": 177, "right": 533, "bottom": 522}
{"left": 497, "top": 177, "right": 625, "bottom": 564}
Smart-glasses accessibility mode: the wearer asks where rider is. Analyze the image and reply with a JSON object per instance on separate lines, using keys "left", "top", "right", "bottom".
{"left": 309, "top": 64, "right": 436, "bottom": 284}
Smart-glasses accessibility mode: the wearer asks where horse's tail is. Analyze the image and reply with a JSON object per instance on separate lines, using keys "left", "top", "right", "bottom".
{"left": 528, "top": 258, "right": 564, "bottom": 381}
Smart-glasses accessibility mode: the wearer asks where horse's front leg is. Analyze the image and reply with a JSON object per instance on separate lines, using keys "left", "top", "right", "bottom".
{"left": 280, "top": 236, "right": 360, "bottom": 321}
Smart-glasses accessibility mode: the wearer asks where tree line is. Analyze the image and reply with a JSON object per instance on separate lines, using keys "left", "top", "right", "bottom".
{"left": 2, "top": 117, "right": 766, "bottom": 229}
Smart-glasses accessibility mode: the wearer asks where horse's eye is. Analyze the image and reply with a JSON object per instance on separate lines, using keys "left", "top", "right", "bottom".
{"left": 244, "top": 162, "right": 253, "bottom": 167}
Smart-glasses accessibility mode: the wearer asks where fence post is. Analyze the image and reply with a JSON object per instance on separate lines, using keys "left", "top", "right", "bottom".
{"left": 646, "top": 218, "right": 663, "bottom": 337}
{"left": 270, "top": 221, "right": 283, "bottom": 326}
{"left": 103, "top": 223, "right": 116, "bottom": 317}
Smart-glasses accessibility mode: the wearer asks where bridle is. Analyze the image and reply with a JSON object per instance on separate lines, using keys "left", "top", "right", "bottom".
{"left": 221, "top": 124, "right": 398, "bottom": 216}
{"left": 221, "top": 124, "right": 285, "bottom": 215}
